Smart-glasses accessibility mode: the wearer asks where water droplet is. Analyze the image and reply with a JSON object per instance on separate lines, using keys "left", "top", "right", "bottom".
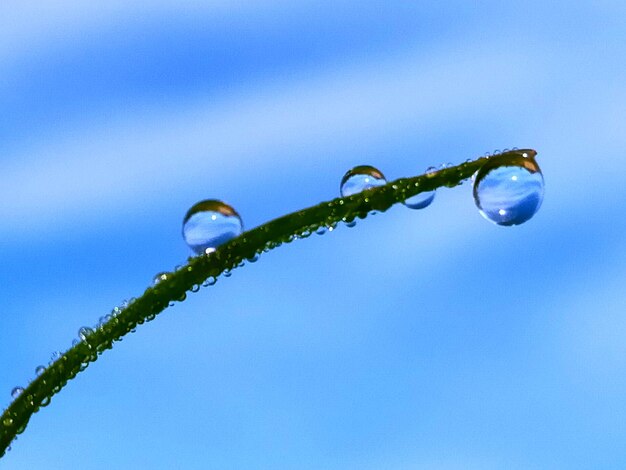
{"left": 78, "top": 327, "right": 94, "bottom": 341}
{"left": 342, "top": 217, "right": 357, "bottom": 228}
{"left": 223, "top": 270, "right": 232, "bottom": 278}
{"left": 202, "top": 276, "right": 217, "bottom": 287}
{"left": 35, "top": 366, "right": 46, "bottom": 376}
{"left": 153, "top": 272, "right": 169, "bottom": 285}
{"left": 473, "top": 154, "right": 544, "bottom": 226}
{"left": 182, "top": 200, "right": 243, "bottom": 254}
{"left": 3, "top": 417, "right": 13, "bottom": 427}
{"left": 11, "top": 387, "right": 24, "bottom": 399}
{"left": 315, "top": 226, "right": 327, "bottom": 235}
{"left": 404, "top": 167, "right": 437, "bottom": 210}
{"left": 340, "top": 165, "right": 386, "bottom": 197}
{"left": 247, "top": 254, "right": 259, "bottom": 263}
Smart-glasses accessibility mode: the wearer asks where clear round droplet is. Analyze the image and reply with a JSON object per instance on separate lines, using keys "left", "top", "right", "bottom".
{"left": 473, "top": 152, "right": 544, "bottom": 226}
{"left": 404, "top": 167, "right": 437, "bottom": 210}
{"left": 340, "top": 165, "right": 386, "bottom": 197}
{"left": 35, "top": 366, "right": 46, "bottom": 376}
{"left": 11, "top": 387, "right": 24, "bottom": 399}
{"left": 182, "top": 200, "right": 243, "bottom": 254}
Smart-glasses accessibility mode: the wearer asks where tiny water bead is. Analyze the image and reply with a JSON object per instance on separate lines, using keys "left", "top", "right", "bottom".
{"left": 35, "top": 366, "right": 46, "bottom": 376}
{"left": 473, "top": 152, "right": 544, "bottom": 226}
{"left": 11, "top": 387, "right": 24, "bottom": 399}
{"left": 78, "top": 327, "right": 94, "bottom": 341}
{"left": 182, "top": 200, "right": 243, "bottom": 254}
{"left": 404, "top": 167, "right": 437, "bottom": 210}
{"left": 153, "top": 272, "right": 169, "bottom": 285}
{"left": 340, "top": 165, "right": 386, "bottom": 197}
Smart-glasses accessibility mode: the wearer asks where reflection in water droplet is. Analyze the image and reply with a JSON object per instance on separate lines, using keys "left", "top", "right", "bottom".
{"left": 404, "top": 167, "right": 437, "bottom": 209}
{"left": 182, "top": 200, "right": 243, "bottom": 254}
{"left": 340, "top": 165, "right": 386, "bottom": 197}
{"left": 11, "top": 387, "right": 24, "bottom": 399}
{"left": 473, "top": 153, "right": 544, "bottom": 226}
{"left": 35, "top": 366, "right": 46, "bottom": 376}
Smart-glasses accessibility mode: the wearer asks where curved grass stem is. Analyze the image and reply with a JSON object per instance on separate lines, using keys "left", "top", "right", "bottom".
{"left": 0, "top": 150, "right": 531, "bottom": 457}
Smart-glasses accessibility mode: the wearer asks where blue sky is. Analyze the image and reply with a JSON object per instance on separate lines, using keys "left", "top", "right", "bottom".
{"left": 1, "top": 1, "right": 626, "bottom": 468}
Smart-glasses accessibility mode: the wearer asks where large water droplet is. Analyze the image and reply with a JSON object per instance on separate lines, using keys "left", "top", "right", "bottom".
{"left": 473, "top": 152, "right": 544, "bottom": 226}
{"left": 11, "top": 387, "right": 24, "bottom": 399}
{"left": 340, "top": 165, "right": 386, "bottom": 197}
{"left": 404, "top": 167, "right": 437, "bottom": 209}
{"left": 182, "top": 200, "right": 243, "bottom": 254}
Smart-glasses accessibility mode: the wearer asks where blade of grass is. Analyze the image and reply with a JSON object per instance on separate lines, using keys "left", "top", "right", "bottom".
{"left": 0, "top": 150, "right": 531, "bottom": 456}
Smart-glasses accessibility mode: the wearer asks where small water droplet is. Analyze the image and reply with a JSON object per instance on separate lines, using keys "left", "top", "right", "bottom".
{"left": 223, "top": 270, "right": 232, "bottom": 278}
{"left": 11, "top": 387, "right": 24, "bottom": 399}
{"left": 153, "top": 272, "right": 169, "bottom": 285}
{"left": 49, "top": 351, "right": 61, "bottom": 364}
{"left": 203, "top": 276, "right": 217, "bottom": 287}
{"left": 315, "top": 226, "right": 327, "bottom": 235}
{"left": 404, "top": 167, "right": 437, "bottom": 210}
{"left": 340, "top": 165, "right": 386, "bottom": 197}
{"left": 182, "top": 200, "right": 243, "bottom": 254}
{"left": 247, "top": 254, "right": 259, "bottom": 263}
{"left": 473, "top": 153, "right": 544, "bottom": 226}
{"left": 342, "top": 217, "right": 357, "bottom": 228}
{"left": 35, "top": 365, "right": 46, "bottom": 376}
{"left": 78, "top": 327, "right": 94, "bottom": 341}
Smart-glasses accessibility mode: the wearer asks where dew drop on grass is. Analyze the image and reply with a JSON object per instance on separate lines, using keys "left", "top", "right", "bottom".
{"left": 153, "top": 272, "right": 169, "bottom": 285}
{"left": 11, "top": 387, "right": 24, "bottom": 399}
{"left": 78, "top": 327, "right": 94, "bottom": 341}
{"left": 182, "top": 200, "right": 243, "bottom": 254}
{"left": 404, "top": 167, "right": 437, "bottom": 210}
{"left": 35, "top": 366, "right": 46, "bottom": 376}
{"left": 473, "top": 151, "right": 544, "bottom": 226}
{"left": 340, "top": 165, "right": 386, "bottom": 197}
